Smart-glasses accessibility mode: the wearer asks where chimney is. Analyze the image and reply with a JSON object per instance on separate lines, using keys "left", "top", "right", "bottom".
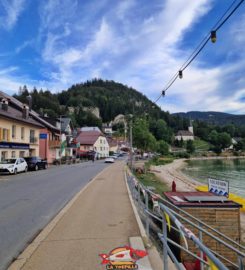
{"left": 26, "top": 95, "right": 32, "bottom": 110}
{"left": 1, "top": 99, "right": 8, "bottom": 111}
{"left": 22, "top": 104, "right": 29, "bottom": 119}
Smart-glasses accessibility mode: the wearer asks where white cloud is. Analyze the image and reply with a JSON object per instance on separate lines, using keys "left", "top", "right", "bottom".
{"left": 0, "top": 0, "right": 26, "bottom": 30}
{"left": 2, "top": 0, "right": 244, "bottom": 114}
{"left": 116, "top": 0, "right": 136, "bottom": 20}
{"left": 15, "top": 40, "right": 33, "bottom": 54}
{"left": 0, "top": 66, "right": 18, "bottom": 75}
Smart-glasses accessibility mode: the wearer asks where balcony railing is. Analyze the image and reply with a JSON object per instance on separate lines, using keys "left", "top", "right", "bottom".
{"left": 29, "top": 137, "right": 38, "bottom": 144}
{"left": 49, "top": 140, "right": 60, "bottom": 148}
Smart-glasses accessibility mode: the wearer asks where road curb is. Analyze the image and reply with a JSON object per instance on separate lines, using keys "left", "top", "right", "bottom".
{"left": 124, "top": 168, "right": 177, "bottom": 270}
{"left": 124, "top": 168, "right": 162, "bottom": 270}
{"left": 8, "top": 165, "right": 112, "bottom": 270}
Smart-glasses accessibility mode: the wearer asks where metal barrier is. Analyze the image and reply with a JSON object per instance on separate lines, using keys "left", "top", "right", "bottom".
{"left": 126, "top": 170, "right": 245, "bottom": 270}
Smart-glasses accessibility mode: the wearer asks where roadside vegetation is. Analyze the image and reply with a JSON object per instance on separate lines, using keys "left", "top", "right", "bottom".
{"left": 136, "top": 171, "right": 170, "bottom": 195}
{"left": 133, "top": 156, "right": 171, "bottom": 195}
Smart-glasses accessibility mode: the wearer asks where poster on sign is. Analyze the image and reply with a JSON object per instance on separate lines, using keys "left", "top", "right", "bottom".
{"left": 208, "top": 178, "right": 229, "bottom": 197}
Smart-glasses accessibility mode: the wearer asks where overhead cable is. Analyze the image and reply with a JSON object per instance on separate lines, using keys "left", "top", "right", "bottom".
{"left": 154, "top": 0, "right": 244, "bottom": 104}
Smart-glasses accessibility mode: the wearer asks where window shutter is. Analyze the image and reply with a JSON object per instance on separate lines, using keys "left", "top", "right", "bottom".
{"left": 0, "top": 128, "right": 2, "bottom": 140}
{"left": 7, "top": 129, "right": 10, "bottom": 142}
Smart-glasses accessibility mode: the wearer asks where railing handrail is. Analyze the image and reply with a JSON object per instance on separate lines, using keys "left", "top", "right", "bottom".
{"left": 126, "top": 171, "right": 245, "bottom": 269}
{"left": 137, "top": 177, "right": 245, "bottom": 252}
{"left": 159, "top": 201, "right": 245, "bottom": 258}
{"left": 160, "top": 203, "right": 233, "bottom": 270}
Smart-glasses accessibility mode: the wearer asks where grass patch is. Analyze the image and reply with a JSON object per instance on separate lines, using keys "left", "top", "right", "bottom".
{"left": 136, "top": 172, "right": 170, "bottom": 195}
{"left": 148, "top": 156, "right": 174, "bottom": 166}
{"left": 193, "top": 139, "right": 210, "bottom": 151}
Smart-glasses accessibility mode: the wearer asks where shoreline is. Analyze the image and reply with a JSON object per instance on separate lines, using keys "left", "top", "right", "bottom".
{"left": 151, "top": 158, "right": 245, "bottom": 243}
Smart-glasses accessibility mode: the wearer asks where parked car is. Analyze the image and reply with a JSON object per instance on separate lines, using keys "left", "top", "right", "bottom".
{"left": 104, "top": 157, "right": 115, "bottom": 163}
{"left": 24, "top": 157, "right": 48, "bottom": 171}
{"left": 0, "top": 158, "right": 28, "bottom": 174}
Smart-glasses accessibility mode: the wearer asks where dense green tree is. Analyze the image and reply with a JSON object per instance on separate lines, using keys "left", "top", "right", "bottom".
{"left": 208, "top": 130, "right": 219, "bottom": 145}
{"left": 186, "top": 140, "right": 195, "bottom": 153}
{"left": 218, "top": 132, "right": 231, "bottom": 149}
{"left": 155, "top": 119, "right": 173, "bottom": 143}
{"left": 132, "top": 118, "right": 157, "bottom": 152}
{"left": 222, "top": 124, "right": 235, "bottom": 137}
{"left": 158, "top": 140, "right": 169, "bottom": 155}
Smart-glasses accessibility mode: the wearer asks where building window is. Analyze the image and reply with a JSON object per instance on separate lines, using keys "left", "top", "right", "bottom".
{"left": 19, "top": 151, "right": 25, "bottom": 157}
{"left": 2, "top": 129, "right": 9, "bottom": 141}
{"left": 1, "top": 151, "right": 7, "bottom": 160}
{"left": 12, "top": 125, "right": 16, "bottom": 138}
{"left": 30, "top": 130, "right": 35, "bottom": 143}
{"left": 11, "top": 151, "right": 16, "bottom": 158}
{"left": 21, "top": 127, "right": 25, "bottom": 140}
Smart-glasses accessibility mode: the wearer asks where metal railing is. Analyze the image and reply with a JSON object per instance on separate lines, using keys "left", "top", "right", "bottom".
{"left": 126, "top": 170, "right": 245, "bottom": 270}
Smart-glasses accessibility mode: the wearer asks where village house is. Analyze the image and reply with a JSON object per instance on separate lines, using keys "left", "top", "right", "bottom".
{"left": 175, "top": 123, "right": 194, "bottom": 141}
{"left": 106, "top": 137, "right": 119, "bottom": 153}
{"left": 75, "top": 128, "right": 109, "bottom": 158}
{"left": 0, "top": 91, "right": 62, "bottom": 164}
{"left": 0, "top": 96, "right": 43, "bottom": 161}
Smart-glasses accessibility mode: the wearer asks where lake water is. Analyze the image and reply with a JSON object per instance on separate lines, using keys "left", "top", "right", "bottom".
{"left": 182, "top": 158, "right": 245, "bottom": 198}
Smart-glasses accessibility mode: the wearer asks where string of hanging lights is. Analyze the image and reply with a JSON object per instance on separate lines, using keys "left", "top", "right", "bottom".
{"left": 153, "top": 0, "right": 244, "bottom": 104}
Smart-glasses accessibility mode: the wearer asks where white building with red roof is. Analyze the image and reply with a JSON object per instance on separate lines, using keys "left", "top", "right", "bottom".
{"left": 75, "top": 128, "right": 109, "bottom": 158}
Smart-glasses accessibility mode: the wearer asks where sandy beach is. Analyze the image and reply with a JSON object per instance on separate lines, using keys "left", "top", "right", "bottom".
{"left": 150, "top": 159, "right": 245, "bottom": 243}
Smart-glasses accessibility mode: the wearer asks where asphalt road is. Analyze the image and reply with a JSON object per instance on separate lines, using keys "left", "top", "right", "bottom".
{"left": 0, "top": 160, "right": 109, "bottom": 270}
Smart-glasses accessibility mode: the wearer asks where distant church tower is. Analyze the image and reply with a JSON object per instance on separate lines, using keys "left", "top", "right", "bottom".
{"left": 188, "top": 120, "right": 194, "bottom": 134}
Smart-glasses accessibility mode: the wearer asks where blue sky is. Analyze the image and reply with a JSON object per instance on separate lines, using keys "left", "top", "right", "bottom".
{"left": 0, "top": 0, "right": 245, "bottom": 114}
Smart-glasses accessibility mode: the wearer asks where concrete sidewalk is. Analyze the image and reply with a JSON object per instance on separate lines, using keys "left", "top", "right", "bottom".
{"left": 9, "top": 161, "right": 153, "bottom": 270}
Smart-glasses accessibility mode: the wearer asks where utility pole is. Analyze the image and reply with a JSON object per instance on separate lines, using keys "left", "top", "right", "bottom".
{"left": 129, "top": 116, "right": 133, "bottom": 169}
{"left": 60, "top": 115, "right": 63, "bottom": 164}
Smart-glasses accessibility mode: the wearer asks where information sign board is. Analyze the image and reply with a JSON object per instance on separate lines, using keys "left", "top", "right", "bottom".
{"left": 208, "top": 178, "right": 229, "bottom": 197}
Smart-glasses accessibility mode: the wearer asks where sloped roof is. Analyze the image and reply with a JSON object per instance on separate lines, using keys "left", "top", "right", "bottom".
{"left": 76, "top": 130, "right": 103, "bottom": 145}
{"left": 106, "top": 137, "right": 118, "bottom": 147}
{"left": 61, "top": 118, "right": 71, "bottom": 131}
{"left": 80, "top": 127, "right": 101, "bottom": 132}
{"left": 176, "top": 130, "right": 194, "bottom": 136}
{"left": 0, "top": 103, "right": 43, "bottom": 127}
{"left": 0, "top": 91, "right": 59, "bottom": 132}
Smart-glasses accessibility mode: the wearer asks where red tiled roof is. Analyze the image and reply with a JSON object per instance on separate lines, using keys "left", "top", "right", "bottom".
{"left": 76, "top": 130, "right": 103, "bottom": 145}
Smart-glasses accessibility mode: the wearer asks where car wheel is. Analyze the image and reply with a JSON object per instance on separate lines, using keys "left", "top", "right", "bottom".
{"left": 44, "top": 164, "right": 48, "bottom": 169}
{"left": 35, "top": 165, "right": 38, "bottom": 171}
{"left": 13, "top": 168, "right": 17, "bottom": 175}
{"left": 24, "top": 167, "right": 28, "bottom": 172}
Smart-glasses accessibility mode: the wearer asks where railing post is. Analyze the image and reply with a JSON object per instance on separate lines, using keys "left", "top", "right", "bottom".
{"left": 238, "top": 255, "right": 244, "bottom": 270}
{"left": 198, "top": 222, "right": 204, "bottom": 270}
{"left": 137, "top": 184, "right": 141, "bottom": 208}
{"left": 162, "top": 211, "right": 168, "bottom": 270}
{"left": 145, "top": 191, "right": 150, "bottom": 239}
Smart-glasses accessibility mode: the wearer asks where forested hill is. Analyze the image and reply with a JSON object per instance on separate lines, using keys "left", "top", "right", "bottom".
{"left": 173, "top": 111, "right": 245, "bottom": 126}
{"left": 58, "top": 79, "right": 162, "bottom": 122}
{"left": 14, "top": 79, "right": 182, "bottom": 129}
